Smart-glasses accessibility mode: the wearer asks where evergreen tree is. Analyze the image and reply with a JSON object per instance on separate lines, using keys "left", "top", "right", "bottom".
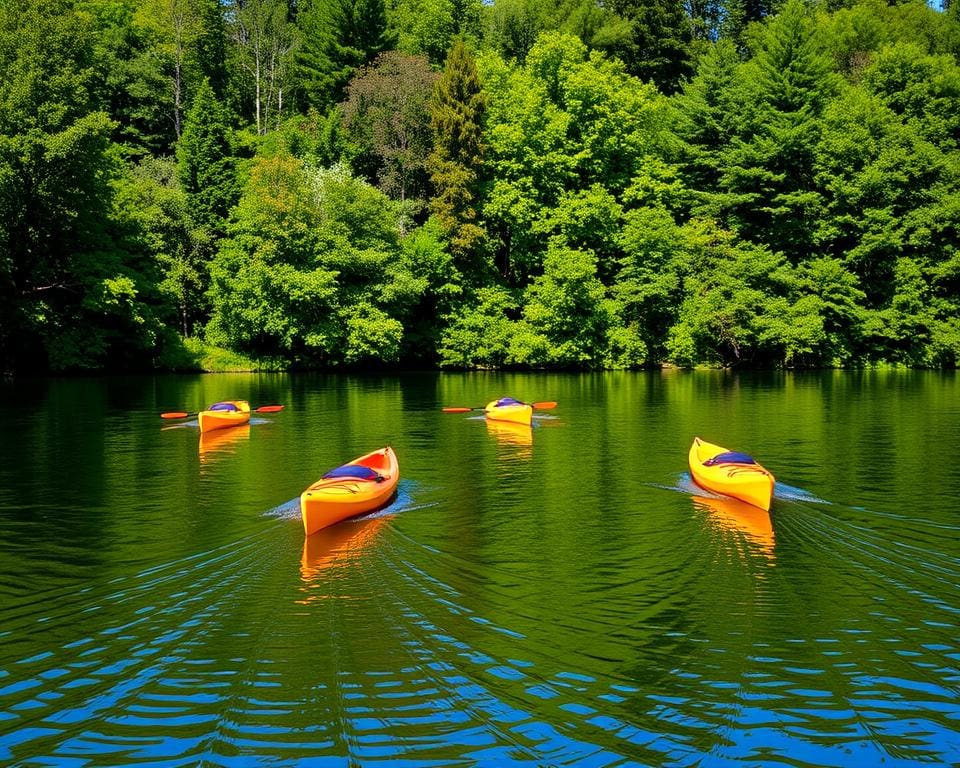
{"left": 428, "top": 38, "right": 488, "bottom": 278}
{"left": 296, "top": 0, "right": 395, "bottom": 112}
{"left": 177, "top": 79, "right": 238, "bottom": 236}
{"left": 175, "top": 78, "right": 238, "bottom": 333}
{"left": 714, "top": 0, "right": 840, "bottom": 263}
{"left": 604, "top": 0, "right": 694, "bottom": 94}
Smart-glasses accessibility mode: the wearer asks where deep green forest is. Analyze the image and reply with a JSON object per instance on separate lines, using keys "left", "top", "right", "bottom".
{"left": 1, "top": 0, "right": 957, "bottom": 373}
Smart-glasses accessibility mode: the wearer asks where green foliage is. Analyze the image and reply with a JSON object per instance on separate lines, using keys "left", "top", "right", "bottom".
{"left": 602, "top": 0, "right": 694, "bottom": 94}
{"left": 296, "top": 0, "right": 396, "bottom": 112}
{"left": 0, "top": 0, "right": 167, "bottom": 371}
{"left": 389, "top": 0, "right": 482, "bottom": 65}
{"left": 177, "top": 79, "right": 238, "bottom": 234}
{"left": 340, "top": 51, "right": 437, "bottom": 209}
{"left": 206, "top": 155, "right": 406, "bottom": 366}
{"left": 509, "top": 243, "right": 611, "bottom": 367}
{"left": 382, "top": 219, "right": 463, "bottom": 362}
{"left": 428, "top": 38, "right": 488, "bottom": 274}
{"left": 711, "top": 0, "right": 841, "bottom": 262}
{"left": 3, "top": 0, "right": 960, "bottom": 373}
{"left": 438, "top": 286, "right": 517, "bottom": 368}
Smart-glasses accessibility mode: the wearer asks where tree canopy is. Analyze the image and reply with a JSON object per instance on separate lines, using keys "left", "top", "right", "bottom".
{"left": 1, "top": 0, "right": 958, "bottom": 373}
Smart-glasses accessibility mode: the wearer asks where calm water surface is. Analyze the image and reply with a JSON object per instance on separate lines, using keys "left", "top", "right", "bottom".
{"left": 0, "top": 371, "right": 958, "bottom": 767}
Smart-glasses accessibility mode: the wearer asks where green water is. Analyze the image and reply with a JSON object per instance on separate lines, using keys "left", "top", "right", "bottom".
{"left": 0, "top": 371, "right": 957, "bottom": 766}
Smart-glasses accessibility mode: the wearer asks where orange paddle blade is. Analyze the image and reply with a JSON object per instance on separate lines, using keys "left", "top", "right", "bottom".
{"left": 160, "top": 412, "right": 190, "bottom": 419}
{"left": 531, "top": 401, "right": 557, "bottom": 409}
{"left": 254, "top": 405, "right": 284, "bottom": 413}
{"left": 442, "top": 407, "right": 475, "bottom": 413}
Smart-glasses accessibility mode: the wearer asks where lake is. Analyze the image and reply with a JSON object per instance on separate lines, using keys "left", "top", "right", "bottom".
{"left": 0, "top": 370, "right": 958, "bottom": 766}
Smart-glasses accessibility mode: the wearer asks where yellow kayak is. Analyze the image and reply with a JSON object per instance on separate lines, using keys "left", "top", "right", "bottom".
{"left": 300, "top": 447, "right": 399, "bottom": 536}
{"left": 688, "top": 437, "right": 775, "bottom": 511}
{"left": 198, "top": 400, "right": 251, "bottom": 434}
{"left": 484, "top": 397, "right": 533, "bottom": 425}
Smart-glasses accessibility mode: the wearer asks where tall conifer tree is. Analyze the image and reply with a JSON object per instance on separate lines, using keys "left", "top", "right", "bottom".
{"left": 295, "top": 0, "right": 395, "bottom": 111}
{"left": 428, "top": 38, "right": 487, "bottom": 277}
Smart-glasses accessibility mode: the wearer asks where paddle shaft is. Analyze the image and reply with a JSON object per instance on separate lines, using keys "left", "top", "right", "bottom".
{"left": 442, "top": 401, "right": 556, "bottom": 413}
{"left": 161, "top": 404, "right": 284, "bottom": 419}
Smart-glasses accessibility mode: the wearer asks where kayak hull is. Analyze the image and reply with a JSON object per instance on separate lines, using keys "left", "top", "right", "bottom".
{"left": 198, "top": 400, "right": 251, "bottom": 434}
{"left": 688, "top": 437, "right": 775, "bottom": 512}
{"left": 484, "top": 399, "right": 533, "bottom": 425}
{"left": 300, "top": 447, "right": 399, "bottom": 536}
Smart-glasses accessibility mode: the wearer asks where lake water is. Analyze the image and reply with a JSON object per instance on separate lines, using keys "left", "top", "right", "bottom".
{"left": 0, "top": 370, "right": 958, "bottom": 766}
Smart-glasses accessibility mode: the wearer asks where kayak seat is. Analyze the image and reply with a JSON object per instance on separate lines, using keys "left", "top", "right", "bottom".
{"left": 495, "top": 397, "right": 525, "bottom": 407}
{"left": 704, "top": 451, "right": 757, "bottom": 466}
{"left": 208, "top": 402, "right": 240, "bottom": 412}
{"left": 322, "top": 465, "right": 384, "bottom": 482}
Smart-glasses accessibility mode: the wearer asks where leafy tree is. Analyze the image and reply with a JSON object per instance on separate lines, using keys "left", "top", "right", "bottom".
{"left": 227, "top": 0, "right": 298, "bottom": 134}
{"left": 485, "top": 0, "right": 548, "bottom": 63}
{"left": 207, "top": 156, "right": 404, "bottom": 365}
{"left": 862, "top": 41, "right": 960, "bottom": 151}
{"left": 509, "top": 243, "right": 612, "bottom": 367}
{"left": 81, "top": 0, "right": 174, "bottom": 155}
{"left": 0, "top": 0, "right": 161, "bottom": 371}
{"left": 478, "top": 44, "right": 576, "bottom": 282}
{"left": 114, "top": 156, "right": 196, "bottom": 338}
{"left": 381, "top": 219, "right": 462, "bottom": 362}
{"left": 428, "top": 38, "right": 488, "bottom": 277}
{"left": 295, "top": 0, "right": 395, "bottom": 112}
{"left": 340, "top": 51, "right": 437, "bottom": 213}
{"left": 613, "top": 204, "right": 686, "bottom": 361}
{"left": 134, "top": 0, "right": 221, "bottom": 139}
{"left": 666, "top": 221, "right": 810, "bottom": 367}
{"left": 438, "top": 286, "right": 517, "bottom": 367}
{"left": 389, "top": 0, "right": 482, "bottom": 65}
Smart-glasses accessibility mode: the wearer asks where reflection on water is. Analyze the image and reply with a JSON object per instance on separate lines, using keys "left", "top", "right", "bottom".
{"left": 692, "top": 493, "right": 776, "bottom": 559}
{"left": 198, "top": 423, "right": 250, "bottom": 462}
{"left": 298, "top": 514, "right": 389, "bottom": 589}
{"left": 485, "top": 418, "right": 533, "bottom": 453}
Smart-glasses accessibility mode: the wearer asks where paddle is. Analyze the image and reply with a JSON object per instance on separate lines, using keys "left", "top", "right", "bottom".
{"left": 160, "top": 405, "right": 285, "bottom": 419}
{"left": 442, "top": 401, "right": 557, "bottom": 413}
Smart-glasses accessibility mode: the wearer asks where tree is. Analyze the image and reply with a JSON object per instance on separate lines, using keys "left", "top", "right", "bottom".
{"left": 227, "top": 0, "right": 298, "bottom": 134}
{"left": 83, "top": 0, "right": 175, "bottom": 155}
{"left": 177, "top": 78, "right": 238, "bottom": 236}
{"left": 206, "top": 157, "right": 404, "bottom": 365}
{"left": 389, "top": 0, "right": 482, "bottom": 65}
{"left": 428, "top": 38, "right": 488, "bottom": 277}
{"left": 713, "top": 0, "right": 840, "bottom": 263}
{"left": 135, "top": 0, "right": 200, "bottom": 139}
{"left": 603, "top": 0, "right": 693, "bottom": 94}
{"left": 0, "top": 0, "right": 162, "bottom": 371}
{"left": 295, "top": 0, "right": 395, "bottom": 112}
{"left": 509, "top": 243, "right": 612, "bottom": 367}
{"left": 340, "top": 51, "right": 437, "bottom": 213}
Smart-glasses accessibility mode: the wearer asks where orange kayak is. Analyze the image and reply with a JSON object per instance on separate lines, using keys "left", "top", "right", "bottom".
{"left": 688, "top": 437, "right": 775, "bottom": 511}
{"left": 198, "top": 400, "right": 251, "bottom": 434}
{"left": 300, "top": 447, "right": 399, "bottom": 536}
{"left": 484, "top": 398, "right": 533, "bottom": 425}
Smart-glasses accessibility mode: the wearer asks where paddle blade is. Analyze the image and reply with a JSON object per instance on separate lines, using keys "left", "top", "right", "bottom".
{"left": 255, "top": 405, "right": 284, "bottom": 413}
{"left": 442, "top": 407, "right": 475, "bottom": 413}
{"left": 160, "top": 412, "right": 190, "bottom": 419}
{"left": 531, "top": 401, "right": 557, "bottom": 410}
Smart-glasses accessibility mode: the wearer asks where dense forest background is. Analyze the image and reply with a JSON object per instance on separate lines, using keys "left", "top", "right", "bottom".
{"left": 0, "top": 0, "right": 957, "bottom": 373}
